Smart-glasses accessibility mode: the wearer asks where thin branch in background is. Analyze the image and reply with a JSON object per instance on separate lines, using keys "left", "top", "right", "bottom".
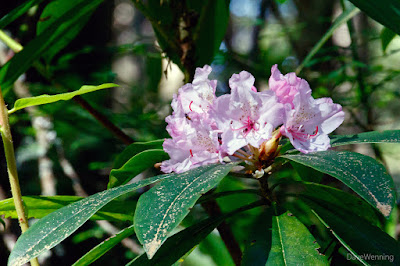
{"left": 13, "top": 80, "right": 57, "bottom": 196}
{"left": 201, "top": 199, "right": 242, "bottom": 266}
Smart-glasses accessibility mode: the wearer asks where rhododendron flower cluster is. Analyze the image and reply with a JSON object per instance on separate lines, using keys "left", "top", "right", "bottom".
{"left": 161, "top": 65, "right": 345, "bottom": 174}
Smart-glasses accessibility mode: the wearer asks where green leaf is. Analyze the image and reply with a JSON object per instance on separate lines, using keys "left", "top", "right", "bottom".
{"left": 72, "top": 225, "right": 136, "bottom": 266}
{"left": 296, "top": 4, "right": 359, "bottom": 73}
{"left": 242, "top": 210, "right": 273, "bottom": 266}
{"left": 278, "top": 181, "right": 382, "bottom": 226}
{"left": 8, "top": 83, "right": 117, "bottom": 114}
{"left": 129, "top": 200, "right": 264, "bottom": 265}
{"left": 331, "top": 130, "right": 400, "bottom": 147}
{"left": 381, "top": 27, "right": 397, "bottom": 53}
{"left": 8, "top": 173, "right": 172, "bottom": 266}
{"left": 304, "top": 199, "right": 400, "bottom": 265}
{"left": 0, "top": 0, "right": 104, "bottom": 92}
{"left": 37, "top": 0, "right": 101, "bottom": 62}
{"left": 134, "top": 163, "right": 235, "bottom": 259}
{"left": 266, "top": 206, "right": 328, "bottom": 265}
{"left": 0, "top": 0, "right": 46, "bottom": 29}
{"left": 108, "top": 149, "right": 168, "bottom": 188}
{"left": 291, "top": 161, "right": 324, "bottom": 183}
{"left": 113, "top": 139, "right": 165, "bottom": 169}
{"left": 281, "top": 151, "right": 396, "bottom": 217}
{"left": 188, "top": 0, "right": 230, "bottom": 66}
{"left": 348, "top": 0, "right": 400, "bottom": 35}
{"left": 0, "top": 196, "right": 136, "bottom": 222}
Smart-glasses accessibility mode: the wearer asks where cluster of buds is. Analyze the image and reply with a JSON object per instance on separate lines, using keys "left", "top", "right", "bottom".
{"left": 161, "top": 65, "right": 344, "bottom": 175}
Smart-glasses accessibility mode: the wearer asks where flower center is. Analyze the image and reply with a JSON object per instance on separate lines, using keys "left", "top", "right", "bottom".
{"left": 231, "top": 116, "right": 259, "bottom": 137}
{"left": 288, "top": 125, "right": 318, "bottom": 141}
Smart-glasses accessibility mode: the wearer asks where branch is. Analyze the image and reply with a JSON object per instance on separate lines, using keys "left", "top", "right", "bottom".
{"left": 201, "top": 199, "right": 242, "bottom": 265}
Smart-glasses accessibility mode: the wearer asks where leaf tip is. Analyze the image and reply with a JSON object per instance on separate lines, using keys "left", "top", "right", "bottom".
{"left": 144, "top": 238, "right": 162, "bottom": 259}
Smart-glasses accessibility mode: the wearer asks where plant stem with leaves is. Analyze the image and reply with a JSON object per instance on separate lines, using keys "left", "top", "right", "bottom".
{"left": 0, "top": 87, "right": 39, "bottom": 266}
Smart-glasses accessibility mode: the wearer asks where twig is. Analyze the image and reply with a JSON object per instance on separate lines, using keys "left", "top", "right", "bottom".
{"left": 0, "top": 85, "right": 40, "bottom": 266}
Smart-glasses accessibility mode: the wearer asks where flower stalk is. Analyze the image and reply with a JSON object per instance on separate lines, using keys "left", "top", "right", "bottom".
{"left": 0, "top": 87, "right": 39, "bottom": 266}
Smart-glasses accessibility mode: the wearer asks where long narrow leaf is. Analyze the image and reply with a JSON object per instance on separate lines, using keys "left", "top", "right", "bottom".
{"left": 281, "top": 151, "right": 396, "bottom": 217}
{"left": 0, "top": 195, "right": 136, "bottom": 222}
{"left": 8, "top": 83, "right": 117, "bottom": 114}
{"left": 134, "top": 163, "right": 235, "bottom": 259}
{"left": 129, "top": 200, "right": 264, "bottom": 265}
{"left": 296, "top": 4, "right": 359, "bottom": 74}
{"left": 8, "top": 173, "right": 172, "bottom": 266}
{"left": 0, "top": 0, "right": 46, "bottom": 29}
{"left": 331, "top": 130, "right": 400, "bottom": 147}
{"left": 0, "top": 0, "right": 103, "bottom": 92}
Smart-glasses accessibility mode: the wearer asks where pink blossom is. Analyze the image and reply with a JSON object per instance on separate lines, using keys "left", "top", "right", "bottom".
{"left": 269, "top": 64, "right": 311, "bottom": 108}
{"left": 213, "top": 71, "right": 284, "bottom": 155}
{"left": 161, "top": 114, "right": 222, "bottom": 173}
{"left": 171, "top": 65, "right": 217, "bottom": 116}
{"left": 280, "top": 89, "right": 345, "bottom": 153}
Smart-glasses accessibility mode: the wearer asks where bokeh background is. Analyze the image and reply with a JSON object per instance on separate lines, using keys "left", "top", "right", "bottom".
{"left": 1, "top": 0, "right": 400, "bottom": 265}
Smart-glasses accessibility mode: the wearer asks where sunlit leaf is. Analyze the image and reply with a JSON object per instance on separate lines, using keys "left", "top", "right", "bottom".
{"left": 130, "top": 200, "right": 263, "bottom": 265}
{"left": 281, "top": 151, "right": 396, "bottom": 217}
{"left": 8, "top": 173, "right": 172, "bottom": 266}
{"left": 8, "top": 83, "right": 117, "bottom": 114}
{"left": 134, "top": 163, "right": 235, "bottom": 259}
{"left": 0, "top": 196, "right": 135, "bottom": 222}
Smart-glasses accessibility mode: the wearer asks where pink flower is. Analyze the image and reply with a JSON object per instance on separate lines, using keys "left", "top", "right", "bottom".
{"left": 269, "top": 64, "right": 311, "bottom": 108}
{"left": 280, "top": 89, "right": 345, "bottom": 153}
{"left": 161, "top": 114, "right": 222, "bottom": 173}
{"left": 213, "top": 71, "right": 284, "bottom": 155}
{"left": 171, "top": 65, "right": 217, "bottom": 116}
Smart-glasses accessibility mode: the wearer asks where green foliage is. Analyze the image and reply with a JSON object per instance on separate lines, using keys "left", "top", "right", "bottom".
{"left": 266, "top": 207, "right": 328, "bottom": 265}
{"left": 348, "top": 0, "right": 400, "bottom": 35}
{"left": 0, "top": 0, "right": 46, "bottom": 29}
{"left": 8, "top": 174, "right": 171, "bottom": 266}
{"left": 296, "top": 4, "right": 359, "bottom": 73}
{"left": 129, "top": 200, "right": 263, "bottom": 265}
{"left": 331, "top": 130, "right": 400, "bottom": 147}
{"left": 0, "top": 195, "right": 136, "bottom": 222}
{"left": 108, "top": 139, "right": 168, "bottom": 188}
{"left": 134, "top": 163, "right": 235, "bottom": 259}
{"left": 381, "top": 27, "right": 397, "bottom": 53}
{"left": 304, "top": 199, "right": 400, "bottom": 265}
{"left": 0, "top": 0, "right": 104, "bottom": 93}
{"left": 72, "top": 225, "right": 136, "bottom": 266}
{"left": 37, "top": 0, "right": 102, "bottom": 63}
{"left": 281, "top": 151, "right": 396, "bottom": 217}
{"left": 8, "top": 83, "right": 117, "bottom": 114}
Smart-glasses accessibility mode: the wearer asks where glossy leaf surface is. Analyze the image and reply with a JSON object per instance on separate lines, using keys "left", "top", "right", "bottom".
{"left": 0, "top": 195, "right": 135, "bottom": 222}
{"left": 281, "top": 151, "right": 396, "bottom": 217}
{"left": 134, "top": 163, "right": 235, "bottom": 259}
{"left": 8, "top": 174, "right": 171, "bottom": 266}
